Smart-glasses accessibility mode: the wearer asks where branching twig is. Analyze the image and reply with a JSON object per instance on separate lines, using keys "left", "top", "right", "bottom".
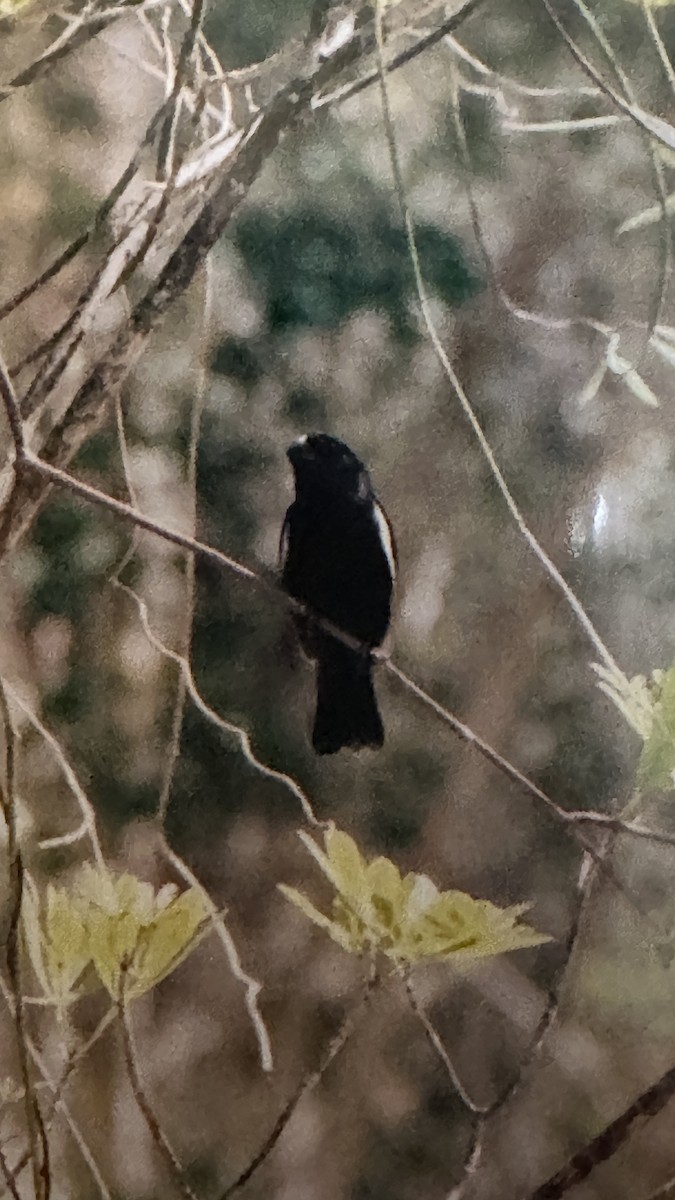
{"left": 1, "top": 433, "right": 674, "bottom": 869}
{"left": 10, "top": 1008, "right": 117, "bottom": 1189}
{"left": 0, "top": 1144, "right": 23, "bottom": 1200}
{"left": 1, "top": 682, "right": 106, "bottom": 871}
{"left": 0, "top": 0, "right": 155, "bottom": 104}
{"left": 373, "top": 2, "right": 624, "bottom": 684}
{"left": 118, "top": 963, "right": 200, "bottom": 1200}
{"left": 217, "top": 965, "right": 380, "bottom": 1199}
{"left": 115, "top": 582, "right": 320, "bottom": 828}
{"left": 0, "top": 969, "right": 114, "bottom": 1200}
{"left": 158, "top": 839, "right": 273, "bottom": 1073}
{"left": 314, "top": 0, "right": 481, "bottom": 109}
{"left": 0, "top": 681, "right": 50, "bottom": 1200}
{"left": 0, "top": 100, "right": 170, "bottom": 330}
{"left": 155, "top": 252, "right": 213, "bottom": 824}
{"left": 539, "top": 0, "right": 675, "bottom": 153}
{"left": 527, "top": 1057, "right": 675, "bottom": 1199}
{"left": 0, "top": 0, "right": 485, "bottom": 557}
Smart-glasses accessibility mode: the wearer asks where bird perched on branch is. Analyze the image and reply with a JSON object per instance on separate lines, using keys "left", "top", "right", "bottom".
{"left": 281, "top": 433, "right": 396, "bottom": 754}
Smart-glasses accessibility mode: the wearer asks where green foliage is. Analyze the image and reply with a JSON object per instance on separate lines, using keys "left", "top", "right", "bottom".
{"left": 280, "top": 826, "right": 550, "bottom": 964}
{"left": 233, "top": 206, "right": 480, "bottom": 335}
{"left": 210, "top": 337, "right": 265, "bottom": 385}
{"left": 203, "top": 0, "right": 307, "bottom": 66}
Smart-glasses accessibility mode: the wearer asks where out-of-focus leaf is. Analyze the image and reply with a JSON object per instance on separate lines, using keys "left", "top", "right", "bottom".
{"left": 616, "top": 191, "right": 675, "bottom": 237}
{"left": 607, "top": 336, "right": 660, "bottom": 407}
{"left": 591, "top": 661, "right": 656, "bottom": 741}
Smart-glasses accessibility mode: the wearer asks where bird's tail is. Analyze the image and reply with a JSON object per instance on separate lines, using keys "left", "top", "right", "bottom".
{"left": 313, "top": 638, "right": 384, "bottom": 755}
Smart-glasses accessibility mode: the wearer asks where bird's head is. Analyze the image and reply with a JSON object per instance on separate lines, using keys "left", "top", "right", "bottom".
{"left": 287, "top": 433, "right": 370, "bottom": 501}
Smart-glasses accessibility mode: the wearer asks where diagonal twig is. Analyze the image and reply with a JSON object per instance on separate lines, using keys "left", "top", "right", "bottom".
{"left": 0, "top": 682, "right": 51, "bottom": 1200}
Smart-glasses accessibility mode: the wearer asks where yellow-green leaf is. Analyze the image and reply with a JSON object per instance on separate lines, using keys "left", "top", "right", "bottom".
{"left": 638, "top": 663, "right": 675, "bottom": 791}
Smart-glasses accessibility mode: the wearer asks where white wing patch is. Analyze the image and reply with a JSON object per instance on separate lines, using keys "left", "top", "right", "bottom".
{"left": 279, "top": 518, "right": 290, "bottom": 568}
{"left": 373, "top": 502, "right": 396, "bottom": 580}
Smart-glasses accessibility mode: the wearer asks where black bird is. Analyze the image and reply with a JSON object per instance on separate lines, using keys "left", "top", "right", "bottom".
{"left": 281, "top": 433, "right": 396, "bottom": 754}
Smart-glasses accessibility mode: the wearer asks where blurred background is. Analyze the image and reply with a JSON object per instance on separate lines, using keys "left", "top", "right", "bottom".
{"left": 3, "top": 0, "right": 675, "bottom": 1196}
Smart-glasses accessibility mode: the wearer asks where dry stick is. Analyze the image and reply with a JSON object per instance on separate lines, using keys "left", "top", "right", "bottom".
{"left": 0, "top": 1, "right": 486, "bottom": 560}
{"left": 369, "top": 22, "right": 669, "bottom": 1196}
{"left": 0, "top": 4, "right": 466, "bottom": 325}
{"left": 0, "top": 100, "right": 170, "bottom": 330}
{"left": 118, "top": 967, "right": 200, "bottom": 1200}
{"left": 0, "top": 0, "right": 159, "bottom": 104}
{"left": 562, "top": 0, "right": 671, "bottom": 353}
{"left": 539, "top": 0, "right": 675, "bottom": 153}
{"left": 374, "top": 7, "right": 623, "bottom": 683}
{"left": 404, "top": 832, "right": 609, "bottom": 1199}
{"left": 1, "top": 682, "right": 106, "bottom": 871}
{"left": 156, "top": 252, "right": 211, "bottom": 823}
{"left": 444, "top": 66, "right": 613, "bottom": 346}
{"left": 4, "top": 369, "right": 675, "bottom": 851}
{"left": 217, "top": 967, "right": 380, "bottom": 1200}
{"left": 0, "top": 981, "right": 112, "bottom": 1200}
{"left": 117, "top": 582, "right": 320, "bottom": 828}
{"left": 7, "top": 452, "right": 675, "bottom": 862}
{"left": 156, "top": 0, "right": 206, "bottom": 175}
{"left": 450, "top": 830, "right": 612, "bottom": 1200}
{"left": 110, "top": 268, "right": 274, "bottom": 1072}
{"left": 111, "top": 10, "right": 211, "bottom": 299}
{"left": 0, "top": 1147, "right": 22, "bottom": 1200}
{"left": 160, "top": 839, "right": 274, "bottom": 1072}
{"left": 642, "top": 0, "right": 675, "bottom": 98}
{"left": 10, "top": 1008, "right": 117, "bottom": 1189}
{"left": 526, "top": 1058, "right": 675, "bottom": 1200}
{"left": 0, "top": 682, "right": 51, "bottom": 1200}
{"left": 313, "top": 0, "right": 482, "bottom": 109}
{"left": 442, "top": 33, "right": 601, "bottom": 102}
{"left": 402, "top": 974, "right": 488, "bottom": 1116}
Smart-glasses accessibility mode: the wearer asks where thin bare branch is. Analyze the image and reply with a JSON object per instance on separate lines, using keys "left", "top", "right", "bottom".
{"left": 0, "top": 682, "right": 50, "bottom": 1200}
{"left": 156, "top": 253, "right": 213, "bottom": 824}
{"left": 527, "top": 1057, "right": 675, "bottom": 1200}
{"left": 314, "top": 0, "right": 481, "bottom": 109}
{"left": 0, "top": 0, "right": 169, "bottom": 104}
{"left": 0, "top": 101, "right": 170, "bottom": 329}
{"left": 0, "top": 1143, "right": 23, "bottom": 1200}
{"left": 217, "top": 966, "right": 380, "bottom": 1200}
{"left": 116, "top": 582, "right": 320, "bottom": 827}
{"left": 539, "top": 0, "right": 675, "bottom": 153}
{"left": 371, "top": 0, "right": 625, "bottom": 684}
{"left": 403, "top": 973, "right": 488, "bottom": 1115}
{"left": 10, "top": 1008, "right": 117, "bottom": 1188}
{"left": 3, "top": 444, "right": 674, "bottom": 874}
{"left": 561, "top": 0, "right": 670, "bottom": 354}
{"left": 1, "top": 682, "right": 106, "bottom": 871}
{"left": 159, "top": 840, "right": 273, "bottom": 1072}
{"left": 0, "top": 352, "right": 25, "bottom": 458}
{"left": 118, "top": 967, "right": 200, "bottom": 1200}
{"left": 410, "top": 823, "right": 606, "bottom": 1200}
{"left": 0, "top": 0, "right": 481, "bottom": 556}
